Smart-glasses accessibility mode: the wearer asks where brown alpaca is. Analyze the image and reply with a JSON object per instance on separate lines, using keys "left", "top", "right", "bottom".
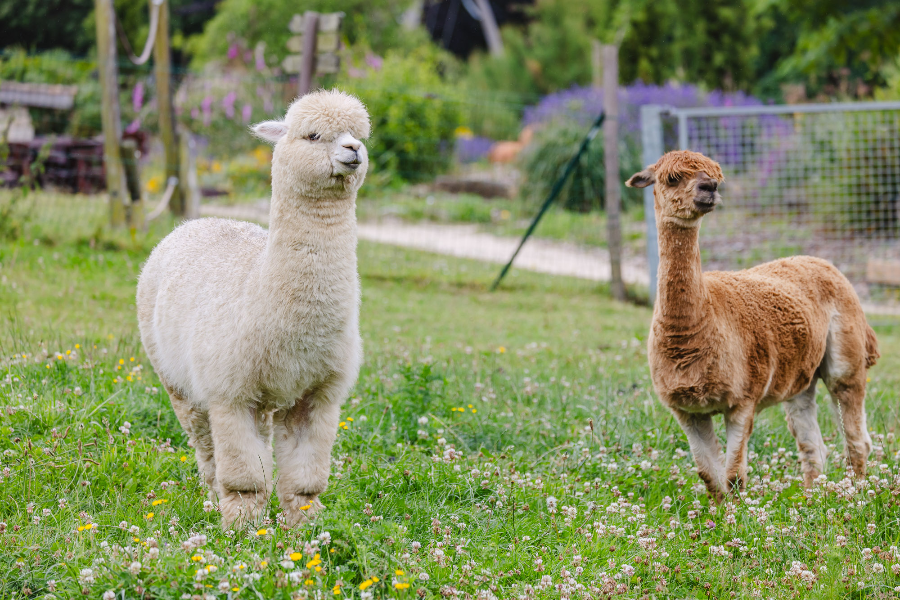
{"left": 626, "top": 150, "right": 880, "bottom": 500}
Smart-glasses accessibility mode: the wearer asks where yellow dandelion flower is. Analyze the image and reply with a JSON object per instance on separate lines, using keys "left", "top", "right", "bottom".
{"left": 180, "top": 455, "right": 187, "bottom": 462}
{"left": 290, "top": 552, "right": 303, "bottom": 561}
{"left": 145, "top": 512, "right": 154, "bottom": 519}
{"left": 152, "top": 499, "right": 168, "bottom": 506}
{"left": 305, "top": 579, "right": 315, "bottom": 585}
{"left": 372, "top": 577, "right": 379, "bottom": 583}
{"left": 75, "top": 344, "right": 80, "bottom": 349}
{"left": 232, "top": 588, "right": 239, "bottom": 593}
{"left": 498, "top": 346, "right": 506, "bottom": 353}
{"left": 346, "top": 417, "right": 354, "bottom": 422}
{"left": 56, "top": 354, "right": 63, "bottom": 359}
{"left": 360, "top": 579, "right": 373, "bottom": 590}
{"left": 191, "top": 555, "right": 204, "bottom": 562}
{"left": 126, "top": 375, "right": 133, "bottom": 382}
{"left": 394, "top": 583, "right": 410, "bottom": 590}
{"left": 300, "top": 504, "right": 311, "bottom": 511}
{"left": 339, "top": 422, "right": 346, "bottom": 428}
{"left": 46, "top": 364, "right": 50, "bottom": 369}
{"left": 332, "top": 585, "right": 341, "bottom": 595}
{"left": 256, "top": 528, "right": 267, "bottom": 536}
{"left": 119, "top": 359, "right": 125, "bottom": 365}
{"left": 260, "top": 561, "right": 268, "bottom": 567}
{"left": 315, "top": 566, "right": 322, "bottom": 572}
{"left": 129, "top": 357, "right": 135, "bottom": 362}
{"left": 133, "top": 536, "right": 140, "bottom": 542}
{"left": 330, "top": 548, "right": 336, "bottom": 553}
{"left": 472, "top": 409, "right": 477, "bottom": 413}
{"left": 66, "top": 350, "right": 71, "bottom": 356}
{"left": 77, "top": 523, "right": 94, "bottom": 532}
{"left": 395, "top": 570, "right": 405, "bottom": 576}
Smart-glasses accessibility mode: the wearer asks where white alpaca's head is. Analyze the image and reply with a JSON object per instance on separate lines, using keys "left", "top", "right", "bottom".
{"left": 252, "top": 89, "right": 371, "bottom": 199}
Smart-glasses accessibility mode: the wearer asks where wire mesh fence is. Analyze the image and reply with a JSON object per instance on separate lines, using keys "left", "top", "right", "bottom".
{"left": 642, "top": 102, "right": 900, "bottom": 313}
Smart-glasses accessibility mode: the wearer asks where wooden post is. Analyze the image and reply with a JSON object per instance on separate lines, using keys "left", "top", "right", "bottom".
{"left": 592, "top": 40, "right": 602, "bottom": 89}
{"left": 474, "top": 0, "right": 504, "bottom": 56}
{"left": 94, "top": 0, "right": 129, "bottom": 227}
{"left": 603, "top": 44, "right": 626, "bottom": 301}
{"left": 299, "top": 11, "right": 319, "bottom": 96}
{"left": 120, "top": 139, "right": 144, "bottom": 229}
{"left": 153, "top": 0, "right": 184, "bottom": 216}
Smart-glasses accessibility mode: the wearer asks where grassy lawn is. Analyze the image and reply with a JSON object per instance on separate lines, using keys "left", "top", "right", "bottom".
{"left": 1, "top": 193, "right": 900, "bottom": 599}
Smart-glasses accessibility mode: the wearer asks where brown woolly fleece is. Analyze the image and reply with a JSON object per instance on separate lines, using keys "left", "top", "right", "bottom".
{"left": 626, "top": 150, "right": 879, "bottom": 500}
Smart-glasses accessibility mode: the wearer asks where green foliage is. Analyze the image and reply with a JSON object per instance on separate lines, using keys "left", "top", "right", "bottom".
{"left": 767, "top": 0, "right": 900, "bottom": 95}
{"left": 341, "top": 48, "right": 462, "bottom": 184}
{"left": 188, "top": 0, "right": 411, "bottom": 68}
{"left": 519, "top": 119, "right": 642, "bottom": 213}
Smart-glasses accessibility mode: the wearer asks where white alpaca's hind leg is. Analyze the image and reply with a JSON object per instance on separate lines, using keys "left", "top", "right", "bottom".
{"left": 163, "top": 381, "right": 218, "bottom": 496}
{"left": 274, "top": 380, "right": 344, "bottom": 527}
{"left": 209, "top": 402, "right": 274, "bottom": 529}
{"left": 784, "top": 377, "right": 827, "bottom": 487}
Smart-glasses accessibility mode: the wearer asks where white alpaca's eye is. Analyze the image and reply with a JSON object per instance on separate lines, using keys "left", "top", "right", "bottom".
{"left": 308, "top": 133, "right": 320, "bottom": 141}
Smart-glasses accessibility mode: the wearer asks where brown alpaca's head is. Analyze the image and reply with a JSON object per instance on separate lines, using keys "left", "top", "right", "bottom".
{"left": 625, "top": 150, "right": 724, "bottom": 225}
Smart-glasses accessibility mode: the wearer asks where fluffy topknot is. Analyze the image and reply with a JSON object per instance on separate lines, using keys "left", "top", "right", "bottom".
{"left": 653, "top": 150, "right": 724, "bottom": 184}
{"left": 286, "top": 89, "right": 370, "bottom": 140}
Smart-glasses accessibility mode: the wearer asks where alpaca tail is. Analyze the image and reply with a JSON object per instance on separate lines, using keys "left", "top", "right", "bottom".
{"left": 865, "top": 324, "right": 880, "bottom": 369}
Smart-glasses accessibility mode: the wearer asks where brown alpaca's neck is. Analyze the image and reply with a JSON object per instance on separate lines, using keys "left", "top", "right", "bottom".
{"left": 655, "top": 218, "right": 708, "bottom": 331}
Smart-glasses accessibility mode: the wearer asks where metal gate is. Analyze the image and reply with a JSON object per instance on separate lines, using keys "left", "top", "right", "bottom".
{"left": 640, "top": 101, "right": 900, "bottom": 313}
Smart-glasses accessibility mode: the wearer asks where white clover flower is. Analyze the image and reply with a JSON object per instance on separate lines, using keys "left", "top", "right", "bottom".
{"left": 102, "top": 591, "right": 115, "bottom": 600}
{"left": 873, "top": 563, "right": 885, "bottom": 574}
{"left": 78, "top": 568, "right": 95, "bottom": 584}
{"left": 546, "top": 496, "right": 558, "bottom": 514}
{"left": 620, "top": 564, "right": 635, "bottom": 577}
{"left": 868, "top": 523, "right": 877, "bottom": 535}
{"left": 418, "top": 416, "right": 429, "bottom": 426}
{"left": 418, "top": 572, "right": 430, "bottom": 581}
{"left": 129, "top": 562, "right": 141, "bottom": 575}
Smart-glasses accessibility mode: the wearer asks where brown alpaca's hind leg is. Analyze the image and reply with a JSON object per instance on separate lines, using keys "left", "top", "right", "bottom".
{"left": 672, "top": 409, "right": 725, "bottom": 501}
{"left": 783, "top": 377, "right": 827, "bottom": 487}
{"left": 821, "top": 318, "right": 873, "bottom": 478}
{"left": 825, "top": 374, "right": 872, "bottom": 478}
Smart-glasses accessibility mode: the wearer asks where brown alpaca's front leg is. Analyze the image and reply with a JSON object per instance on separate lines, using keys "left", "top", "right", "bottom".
{"left": 672, "top": 409, "right": 725, "bottom": 501}
{"left": 724, "top": 402, "right": 756, "bottom": 493}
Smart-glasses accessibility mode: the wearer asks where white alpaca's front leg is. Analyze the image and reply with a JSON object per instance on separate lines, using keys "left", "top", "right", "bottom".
{"left": 274, "top": 380, "right": 344, "bottom": 527}
{"left": 209, "top": 402, "right": 274, "bottom": 529}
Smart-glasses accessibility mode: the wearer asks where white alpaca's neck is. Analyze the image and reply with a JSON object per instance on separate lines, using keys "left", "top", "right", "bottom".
{"left": 256, "top": 188, "right": 359, "bottom": 325}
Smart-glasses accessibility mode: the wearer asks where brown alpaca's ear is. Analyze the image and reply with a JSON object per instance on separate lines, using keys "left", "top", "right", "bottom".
{"left": 625, "top": 168, "right": 656, "bottom": 188}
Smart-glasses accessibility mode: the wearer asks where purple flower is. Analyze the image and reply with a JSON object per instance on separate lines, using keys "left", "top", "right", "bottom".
{"left": 222, "top": 92, "right": 237, "bottom": 119}
{"left": 365, "top": 53, "right": 383, "bottom": 71}
{"left": 125, "top": 118, "right": 141, "bottom": 134}
{"left": 132, "top": 82, "right": 144, "bottom": 113}
{"left": 242, "top": 104, "right": 252, "bottom": 123}
{"left": 201, "top": 95, "right": 213, "bottom": 127}
{"left": 227, "top": 43, "right": 239, "bottom": 60}
{"left": 456, "top": 136, "right": 494, "bottom": 163}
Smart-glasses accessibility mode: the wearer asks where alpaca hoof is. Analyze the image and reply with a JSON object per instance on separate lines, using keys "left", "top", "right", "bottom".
{"left": 280, "top": 493, "right": 324, "bottom": 527}
{"left": 219, "top": 490, "right": 268, "bottom": 529}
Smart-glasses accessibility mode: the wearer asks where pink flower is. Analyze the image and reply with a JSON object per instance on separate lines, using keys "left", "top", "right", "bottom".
{"left": 132, "top": 82, "right": 144, "bottom": 112}
{"left": 242, "top": 104, "right": 252, "bottom": 122}
{"left": 222, "top": 92, "right": 237, "bottom": 119}
{"left": 227, "top": 43, "right": 238, "bottom": 60}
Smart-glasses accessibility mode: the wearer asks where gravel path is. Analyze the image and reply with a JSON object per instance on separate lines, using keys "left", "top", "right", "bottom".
{"left": 200, "top": 203, "right": 650, "bottom": 286}
{"left": 199, "top": 203, "right": 897, "bottom": 315}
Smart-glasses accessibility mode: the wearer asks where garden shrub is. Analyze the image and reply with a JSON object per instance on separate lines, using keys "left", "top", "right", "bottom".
{"left": 519, "top": 117, "right": 642, "bottom": 213}
{"left": 341, "top": 47, "right": 461, "bottom": 185}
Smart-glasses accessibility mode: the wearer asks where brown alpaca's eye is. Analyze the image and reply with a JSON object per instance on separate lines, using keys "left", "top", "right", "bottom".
{"left": 308, "top": 133, "right": 320, "bottom": 141}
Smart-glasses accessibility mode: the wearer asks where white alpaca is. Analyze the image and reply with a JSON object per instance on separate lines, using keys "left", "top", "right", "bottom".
{"left": 136, "top": 90, "right": 370, "bottom": 528}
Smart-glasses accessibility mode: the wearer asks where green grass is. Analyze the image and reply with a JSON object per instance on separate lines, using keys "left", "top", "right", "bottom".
{"left": 2, "top": 193, "right": 900, "bottom": 599}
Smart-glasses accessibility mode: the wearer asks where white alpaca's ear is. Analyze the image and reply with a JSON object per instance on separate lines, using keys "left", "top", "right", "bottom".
{"left": 625, "top": 167, "right": 656, "bottom": 188}
{"left": 251, "top": 120, "right": 289, "bottom": 144}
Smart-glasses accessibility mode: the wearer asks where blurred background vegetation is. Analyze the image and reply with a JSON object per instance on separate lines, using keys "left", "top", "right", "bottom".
{"left": 2, "top": 0, "right": 900, "bottom": 207}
